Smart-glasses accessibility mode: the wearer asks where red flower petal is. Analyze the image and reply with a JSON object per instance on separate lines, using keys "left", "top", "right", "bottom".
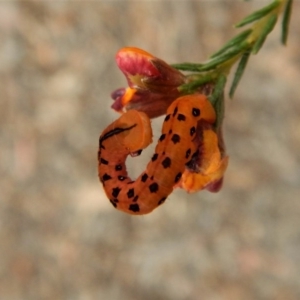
{"left": 116, "top": 47, "right": 160, "bottom": 88}
{"left": 116, "top": 47, "right": 185, "bottom": 92}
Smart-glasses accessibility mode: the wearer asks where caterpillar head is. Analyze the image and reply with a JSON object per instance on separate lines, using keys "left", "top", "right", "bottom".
{"left": 115, "top": 110, "right": 153, "bottom": 153}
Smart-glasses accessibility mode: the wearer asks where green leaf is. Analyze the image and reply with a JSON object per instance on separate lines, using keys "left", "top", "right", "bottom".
{"left": 281, "top": 0, "right": 293, "bottom": 45}
{"left": 209, "top": 75, "right": 227, "bottom": 129}
{"left": 229, "top": 51, "right": 251, "bottom": 98}
{"left": 214, "top": 92, "right": 225, "bottom": 130}
{"left": 211, "top": 29, "right": 252, "bottom": 58}
{"left": 235, "top": 0, "right": 280, "bottom": 28}
{"left": 171, "top": 63, "right": 203, "bottom": 72}
{"left": 178, "top": 75, "right": 213, "bottom": 94}
{"left": 199, "top": 42, "right": 249, "bottom": 72}
{"left": 210, "top": 75, "right": 226, "bottom": 107}
{"left": 252, "top": 14, "right": 277, "bottom": 54}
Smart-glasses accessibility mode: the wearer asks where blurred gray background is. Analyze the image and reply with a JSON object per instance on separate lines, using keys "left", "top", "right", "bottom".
{"left": 1, "top": 1, "right": 300, "bottom": 299}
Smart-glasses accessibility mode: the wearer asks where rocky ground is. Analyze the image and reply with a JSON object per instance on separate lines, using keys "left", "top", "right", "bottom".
{"left": 1, "top": 1, "right": 300, "bottom": 299}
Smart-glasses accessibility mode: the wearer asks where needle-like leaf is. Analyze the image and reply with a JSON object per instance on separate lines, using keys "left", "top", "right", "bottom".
{"left": 209, "top": 75, "right": 227, "bottom": 129}
{"left": 235, "top": 0, "right": 280, "bottom": 27}
{"left": 211, "top": 29, "right": 252, "bottom": 58}
{"left": 178, "top": 74, "right": 214, "bottom": 94}
{"left": 252, "top": 14, "right": 277, "bottom": 54}
{"left": 171, "top": 63, "right": 203, "bottom": 72}
{"left": 281, "top": 0, "right": 293, "bottom": 45}
{"left": 198, "top": 43, "right": 249, "bottom": 72}
{"left": 229, "top": 51, "right": 251, "bottom": 98}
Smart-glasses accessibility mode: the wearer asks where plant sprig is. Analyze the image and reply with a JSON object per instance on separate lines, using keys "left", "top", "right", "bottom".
{"left": 173, "top": 0, "right": 293, "bottom": 98}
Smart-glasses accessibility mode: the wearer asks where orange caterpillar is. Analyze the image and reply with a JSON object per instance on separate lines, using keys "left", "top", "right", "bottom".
{"left": 177, "top": 125, "right": 229, "bottom": 193}
{"left": 98, "top": 94, "right": 216, "bottom": 215}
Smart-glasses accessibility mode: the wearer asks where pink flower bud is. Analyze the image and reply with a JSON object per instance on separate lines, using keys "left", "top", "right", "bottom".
{"left": 116, "top": 47, "right": 185, "bottom": 93}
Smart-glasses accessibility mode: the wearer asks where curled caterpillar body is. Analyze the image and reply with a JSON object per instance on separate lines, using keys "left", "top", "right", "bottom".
{"left": 176, "top": 127, "right": 229, "bottom": 193}
{"left": 98, "top": 94, "right": 216, "bottom": 215}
